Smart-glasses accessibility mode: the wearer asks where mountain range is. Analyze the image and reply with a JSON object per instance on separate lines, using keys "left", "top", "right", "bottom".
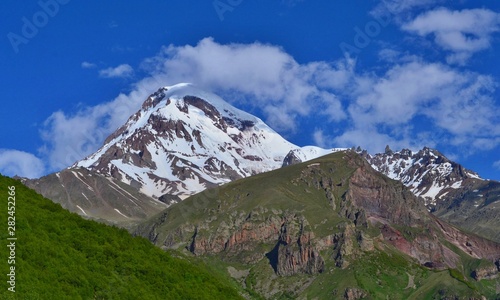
{"left": 16, "top": 83, "right": 500, "bottom": 298}
{"left": 23, "top": 84, "right": 341, "bottom": 224}
{"left": 23, "top": 83, "right": 500, "bottom": 243}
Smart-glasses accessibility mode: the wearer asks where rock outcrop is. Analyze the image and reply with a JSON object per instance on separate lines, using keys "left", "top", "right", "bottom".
{"left": 282, "top": 150, "right": 303, "bottom": 167}
{"left": 472, "top": 263, "right": 499, "bottom": 281}
{"left": 344, "top": 287, "right": 367, "bottom": 300}
{"left": 272, "top": 218, "right": 325, "bottom": 276}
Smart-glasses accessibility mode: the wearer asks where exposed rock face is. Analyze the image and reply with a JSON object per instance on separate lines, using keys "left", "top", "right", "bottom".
{"left": 433, "top": 180, "right": 500, "bottom": 243}
{"left": 138, "top": 151, "right": 500, "bottom": 278}
{"left": 174, "top": 212, "right": 327, "bottom": 274}
{"left": 347, "top": 164, "right": 426, "bottom": 226}
{"left": 187, "top": 217, "right": 280, "bottom": 262}
{"left": 158, "top": 194, "right": 181, "bottom": 205}
{"left": 472, "top": 264, "right": 499, "bottom": 281}
{"left": 135, "top": 151, "right": 500, "bottom": 298}
{"left": 272, "top": 218, "right": 325, "bottom": 276}
{"left": 282, "top": 150, "right": 303, "bottom": 167}
{"left": 344, "top": 160, "right": 452, "bottom": 268}
{"left": 344, "top": 287, "right": 367, "bottom": 300}
{"left": 344, "top": 156, "right": 500, "bottom": 270}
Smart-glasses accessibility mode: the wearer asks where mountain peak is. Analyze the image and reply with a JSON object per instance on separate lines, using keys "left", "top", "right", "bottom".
{"left": 362, "top": 146, "right": 482, "bottom": 208}
{"left": 162, "top": 83, "right": 259, "bottom": 123}
{"left": 29, "top": 84, "right": 347, "bottom": 222}
{"left": 74, "top": 84, "right": 298, "bottom": 201}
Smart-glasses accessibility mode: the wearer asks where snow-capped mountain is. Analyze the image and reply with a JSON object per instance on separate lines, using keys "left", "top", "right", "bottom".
{"left": 359, "top": 146, "right": 481, "bottom": 207}
{"left": 348, "top": 146, "right": 500, "bottom": 243}
{"left": 26, "top": 83, "right": 342, "bottom": 223}
{"left": 74, "top": 83, "right": 339, "bottom": 200}
{"left": 23, "top": 83, "right": 498, "bottom": 236}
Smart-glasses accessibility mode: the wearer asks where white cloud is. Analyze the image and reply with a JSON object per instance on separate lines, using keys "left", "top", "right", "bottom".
{"left": 36, "top": 38, "right": 354, "bottom": 171}
{"left": 81, "top": 61, "right": 97, "bottom": 69}
{"left": 403, "top": 8, "right": 500, "bottom": 64}
{"left": 333, "top": 129, "right": 410, "bottom": 152}
{"left": 36, "top": 38, "right": 499, "bottom": 173}
{"left": 0, "top": 150, "right": 45, "bottom": 179}
{"left": 494, "top": 160, "right": 500, "bottom": 170}
{"left": 313, "top": 129, "right": 327, "bottom": 148}
{"left": 378, "top": 48, "right": 401, "bottom": 62}
{"left": 39, "top": 85, "right": 155, "bottom": 170}
{"left": 332, "top": 59, "right": 500, "bottom": 153}
{"left": 99, "top": 64, "right": 134, "bottom": 78}
{"left": 141, "top": 37, "right": 352, "bottom": 131}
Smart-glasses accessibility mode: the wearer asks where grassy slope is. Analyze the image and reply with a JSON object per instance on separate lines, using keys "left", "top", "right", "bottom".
{"left": 0, "top": 175, "right": 243, "bottom": 300}
{"left": 144, "top": 152, "right": 356, "bottom": 241}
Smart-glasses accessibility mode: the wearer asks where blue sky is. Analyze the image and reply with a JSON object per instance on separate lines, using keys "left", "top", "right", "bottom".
{"left": 0, "top": 0, "right": 499, "bottom": 180}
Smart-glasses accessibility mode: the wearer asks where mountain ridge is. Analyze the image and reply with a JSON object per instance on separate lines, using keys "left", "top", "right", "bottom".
{"left": 359, "top": 146, "right": 481, "bottom": 207}
{"left": 74, "top": 83, "right": 334, "bottom": 199}
{"left": 22, "top": 84, "right": 500, "bottom": 243}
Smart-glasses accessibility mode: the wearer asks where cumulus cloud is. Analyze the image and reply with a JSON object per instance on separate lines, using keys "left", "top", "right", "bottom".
{"left": 0, "top": 150, "right": 45, "bottom": 178}
{"left": 330, "top": 59, "right": 500, "bottom": 153}
{"left": 333, "top": 129, "right": 409, "bottom": 152}
{"left": 99, "top": 64, "right": 134, "bottom": 78}
{"left": 37, "top": 38, "right": 500, "bottom": 173}
{"left": 403, "top": 8, "right": 500, "bottom": 64}
{"left": 141, "top": 37, "right": 352, "bottom": 131}
{"left": 39, "top": 86, "right": 156, "bottom": 170}
{"left": 36, "top": 38, "right": 354, "bottom": 171}
{"left": 313, "top": 129, "right": 328, "bottom": 149}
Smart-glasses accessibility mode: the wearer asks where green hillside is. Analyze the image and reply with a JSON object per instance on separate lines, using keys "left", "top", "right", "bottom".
{"left": 137, "top": 151, "right": 500, "bottom": 299}
{"left": 0, "top": 175, "right": 242, "bottom": 299}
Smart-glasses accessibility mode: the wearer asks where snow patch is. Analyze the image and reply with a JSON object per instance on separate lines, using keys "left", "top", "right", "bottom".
{"left": 450, "top": 181, "right": 462, "bottom": 189}
{"left": 71, "top": 171, "right": 94, "bottom": 191}
{"left": 76, "top": 205, "right": 87, "bottom": 216}
{"left": 114, "top": 209, "right": 129, "bottom": 219}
